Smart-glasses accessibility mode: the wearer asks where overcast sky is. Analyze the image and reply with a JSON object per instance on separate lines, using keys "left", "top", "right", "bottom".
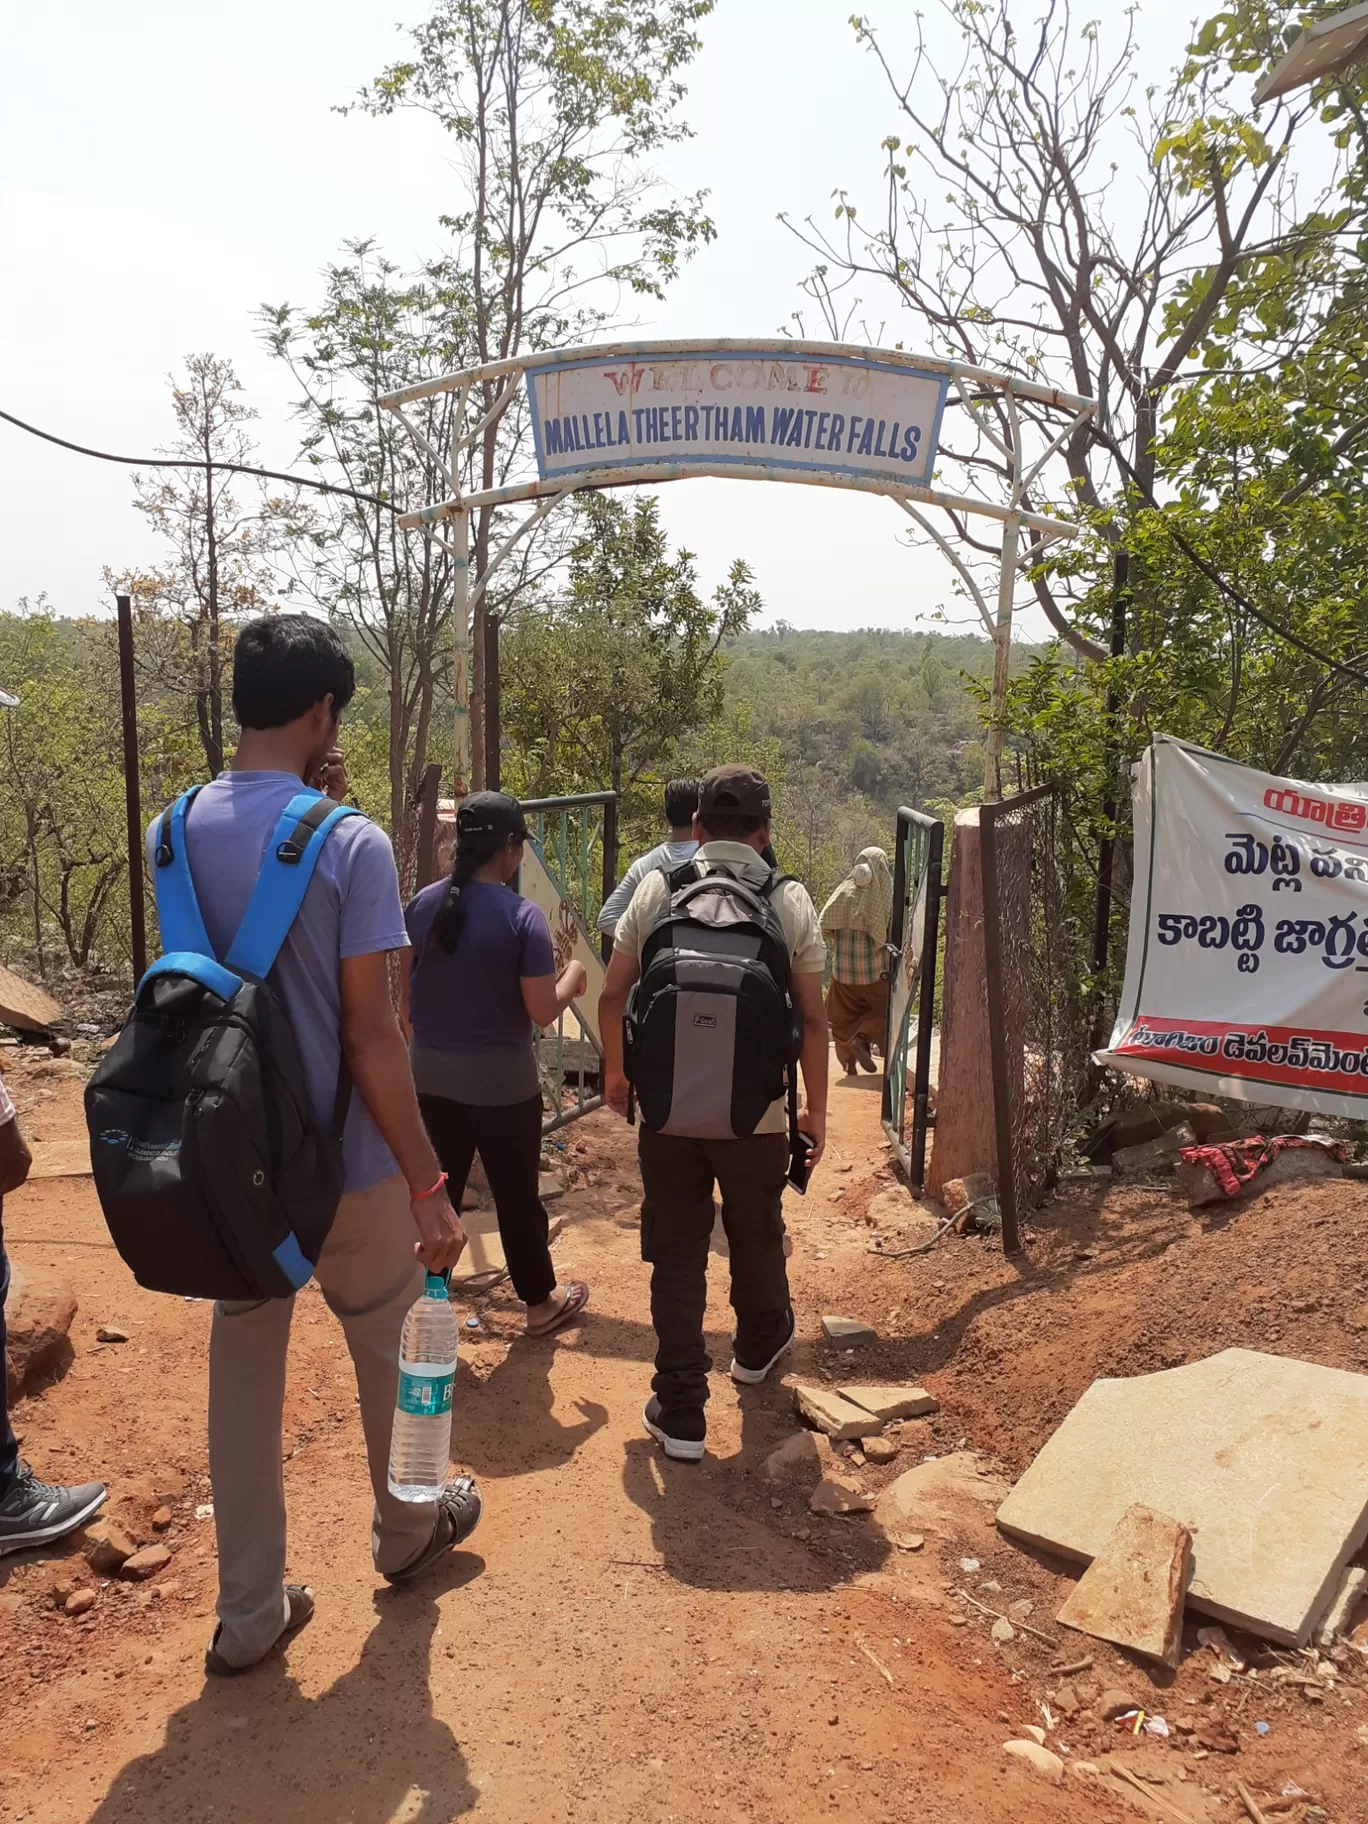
{"left": 0, "top": 0, "right": 1304, "bottom": 638}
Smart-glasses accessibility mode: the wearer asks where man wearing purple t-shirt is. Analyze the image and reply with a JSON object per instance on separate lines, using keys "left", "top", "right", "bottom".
{"left": 156, "top": 616, "right": 481, "bottom": 1677}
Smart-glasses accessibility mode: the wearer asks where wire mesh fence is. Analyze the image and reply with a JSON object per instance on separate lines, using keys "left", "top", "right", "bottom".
{"left": 519, "top": 792, "right": 615, "bottom": 1135}
{"left": 980, "top": 784, "right": 1092, "bottom": 1250}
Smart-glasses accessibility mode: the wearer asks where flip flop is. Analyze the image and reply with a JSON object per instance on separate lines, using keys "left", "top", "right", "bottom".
{"left": 526, "top": 1279, "right": 590, "bottom": 1338}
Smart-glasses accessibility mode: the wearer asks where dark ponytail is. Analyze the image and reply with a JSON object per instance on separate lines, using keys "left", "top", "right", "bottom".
{"left": 434, "top": 827, "right": 501, "bottom": 953}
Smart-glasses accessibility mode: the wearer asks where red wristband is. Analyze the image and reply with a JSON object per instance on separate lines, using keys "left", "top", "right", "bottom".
{"left": 410, "top": 1171, "right": 448, "bottom": 1202}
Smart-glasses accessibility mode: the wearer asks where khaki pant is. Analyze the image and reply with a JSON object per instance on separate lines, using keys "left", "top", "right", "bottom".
{"left": 826, "top": 975, "right": 888, "bottom": 1070}
{"left": 208, "top": 1173, "right": 437, "bottom": 1666}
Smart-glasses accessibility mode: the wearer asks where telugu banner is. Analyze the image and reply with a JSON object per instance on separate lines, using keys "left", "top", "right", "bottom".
{"left": 1098, "top": 736, "right": 1368, "bottom": 1115}
{"left": 525, "top": 347, "right": 948, "bottom": 492}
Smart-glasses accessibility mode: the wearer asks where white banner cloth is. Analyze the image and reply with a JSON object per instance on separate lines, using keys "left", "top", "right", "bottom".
{"left": 1099, "top": 735, "right": 1368, "bottom": 1116}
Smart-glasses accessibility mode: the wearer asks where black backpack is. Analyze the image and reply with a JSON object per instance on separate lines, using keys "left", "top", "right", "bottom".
{"left": 85, "top": 786, "right": 361, "bottom": 1300}
{"left": 624, "top": 859, "right": 803, "bottom": 1139}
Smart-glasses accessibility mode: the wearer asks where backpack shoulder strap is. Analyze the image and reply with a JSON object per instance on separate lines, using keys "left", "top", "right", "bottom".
{"left": 758, "top": 868, "right": 795, "bottom": 901}
{"left": 152, "top": 787, "right": 212, "bottom": 957}
{"left": 225, "top": 792, "right": 363, "bottom": 979}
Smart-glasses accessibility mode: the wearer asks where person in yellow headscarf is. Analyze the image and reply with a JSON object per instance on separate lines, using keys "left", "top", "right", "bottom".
{"left": 819, "top": 847, "right": 894, "bottom": 1075}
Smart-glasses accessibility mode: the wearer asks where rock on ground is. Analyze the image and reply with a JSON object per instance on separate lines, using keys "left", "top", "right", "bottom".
{"left": 808, "top": 1474, "right": 874, "bottom": 1516}
{"left": 1002, "top": 1740, "right": 1064, "bottom": 1783}
{"left": 1111, "top": 1123, "right": 1196, "bottom": 1176}
{"left": 1316, "top": 1565, "right": 1368, "bottom": 1644}
{"left": 820, "top": 1315, "right": 878, "bottom": 1345}
{"left": 1055, "top": 1502, "right": 1192, "bottom": 1668}
{"left": 792, "top": 1383, "right": 884, "bottom": 1440}
{"left": 762, "top": 1430, "right": 835, "bottom": 1483}
{"left": 874, "top": 1451, "right": 1007, "bottom": 1549}
{"left": 85, "top": 1520, "right": 138, "bottom": 1576}
{"left": 4, "top": 1262, "right": 77, "bottom": 1399}
{"left": 119, "top": 1544, "right": 172, "bottom": 1581}
{"left": 1179, "top": 1143, "right": 1342, "bottom": 1210}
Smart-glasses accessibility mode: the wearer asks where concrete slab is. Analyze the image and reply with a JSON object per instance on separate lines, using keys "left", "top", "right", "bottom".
{"left": 1055, "top": 1503, "right": 1192, "bottom": 1667}
{"left": 996, "top": 1349, "right": 1368, "bottom": 1646}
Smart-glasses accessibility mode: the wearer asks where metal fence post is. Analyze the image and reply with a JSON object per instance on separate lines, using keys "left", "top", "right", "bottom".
{"left": 115, "top": 594, "right": 147, "bottom": 984}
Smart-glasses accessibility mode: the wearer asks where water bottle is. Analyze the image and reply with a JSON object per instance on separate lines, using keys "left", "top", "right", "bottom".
{"left": 387, "top": 1272, "right": 458, "bottom": 1503}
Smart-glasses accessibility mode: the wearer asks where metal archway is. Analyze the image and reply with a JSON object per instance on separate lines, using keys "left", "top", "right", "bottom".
{"left": 380, "top": 339, "right": 1095, "bottom": 798}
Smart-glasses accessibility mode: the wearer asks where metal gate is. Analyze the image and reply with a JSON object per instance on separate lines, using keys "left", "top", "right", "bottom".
{"left": 980, "top": 784, "right": 1090, "bottom": 1250}
{"left": 881, "top": 806, "right": 945, "bottom": 1189}
{"left": 519, "top": 792, "right": 615, "bottom": 1135}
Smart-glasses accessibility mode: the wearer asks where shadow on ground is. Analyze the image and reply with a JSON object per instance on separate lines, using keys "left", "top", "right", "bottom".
{"left": 84, "top": 1561, "right": 483, "bottom": 1824}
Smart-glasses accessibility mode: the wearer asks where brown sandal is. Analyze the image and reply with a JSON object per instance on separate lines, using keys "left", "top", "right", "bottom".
{"left": 526, "top": 1279, "right": 590, "bottom": 1338}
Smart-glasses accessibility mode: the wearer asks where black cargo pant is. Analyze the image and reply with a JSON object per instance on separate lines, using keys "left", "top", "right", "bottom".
{"left": 638, "top": 1128, "right": 792, "bottom": 1415}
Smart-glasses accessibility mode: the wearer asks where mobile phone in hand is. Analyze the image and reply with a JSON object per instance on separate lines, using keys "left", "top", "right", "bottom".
{"left": 787, "top": 1128, "right": 815, "bottom": 1196}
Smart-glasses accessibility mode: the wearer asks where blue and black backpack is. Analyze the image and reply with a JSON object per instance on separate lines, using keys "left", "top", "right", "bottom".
{"left": 85, "top": 786, "right": 361, "bottom": 1300}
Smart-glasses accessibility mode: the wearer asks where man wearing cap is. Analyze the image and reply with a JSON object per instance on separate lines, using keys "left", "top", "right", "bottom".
{"left": 598, "top": 764, "right": 829, "bottom": 1461}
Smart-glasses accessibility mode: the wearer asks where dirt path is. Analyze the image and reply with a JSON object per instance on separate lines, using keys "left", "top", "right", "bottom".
{"left": 2, "top": 1047, "right": 1366, "bottom": 1822}
{"left": 0, "top": 1055, "right": 1084, "bottom": 1824}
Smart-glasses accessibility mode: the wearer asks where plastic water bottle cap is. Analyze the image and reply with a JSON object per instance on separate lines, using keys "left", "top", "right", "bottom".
{"left": 424, "top": 1272, "right": 449, "bottom": 1299}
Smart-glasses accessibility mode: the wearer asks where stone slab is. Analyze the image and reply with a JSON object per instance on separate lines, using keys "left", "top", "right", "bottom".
{"left": 792, "top": 1383, "right": 884, "bottom": 1440}
{"left": 1316, "top": 1565, "right": 1368, "bottom": 1645}
{"left": 840, "top": 1384, "right": 939, "bottom": 1422}
{"left": 996, "top": 1349, "right": 1368, "bottom": 1646}
{"left": 0, "top": 964, "right": 60, "bottom": 1035}
{"left": 26, "top": 1139, "right": 93, "bottom": 1180}
{"left": 1056, "top": 1503, "right": 1192, "bottom": 1667}
{"left": 821, "top": 1315, "right": 877, "bottom": 1345}
{"left": 1111, "top": 1122, "right": 1195, "bottom": 1175}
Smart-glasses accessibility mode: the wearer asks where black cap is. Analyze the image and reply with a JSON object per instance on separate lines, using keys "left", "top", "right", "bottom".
{"left": 456, "top": 791, "right": 528, "bottom": 842}
{"left": 698, "top": 764, "right": 771, "bottom": 820}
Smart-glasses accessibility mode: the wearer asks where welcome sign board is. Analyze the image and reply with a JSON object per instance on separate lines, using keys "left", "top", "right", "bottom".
{"left": 525, "top": 347, "right": 949, "bottom": 492}
{"left": 1099, "top": 735, "right": 1368, "bottom": 1116}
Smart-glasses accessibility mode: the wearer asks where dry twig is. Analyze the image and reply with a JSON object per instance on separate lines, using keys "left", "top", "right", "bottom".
{"left": 856, "top": 1637, "right": 896, "bottom": 1687}
{"left": 953, "top": 1587, "right": 1058, "bottom": 1648}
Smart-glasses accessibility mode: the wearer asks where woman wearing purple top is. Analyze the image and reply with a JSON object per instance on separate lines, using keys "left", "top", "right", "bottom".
{"left": 401, "top": 792, "right": 590, "bottom": 1337}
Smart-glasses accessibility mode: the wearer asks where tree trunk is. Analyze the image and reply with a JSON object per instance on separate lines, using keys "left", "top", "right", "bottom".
{"left": 26, "top": 807, "right": 43, "bottom": 976}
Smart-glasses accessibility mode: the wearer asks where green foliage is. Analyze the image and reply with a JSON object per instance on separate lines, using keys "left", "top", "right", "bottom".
{"left": 502, "top": 493, "right": 756, "bottom": 875}
{"left": 0, "top": 609, "right": 204, "bottom": 987}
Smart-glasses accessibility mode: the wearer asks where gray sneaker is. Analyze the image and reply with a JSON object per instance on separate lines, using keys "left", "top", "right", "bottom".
{"left": 384, "top": 1476, "right": 483, "bottom": 1583}
{"left": 0, "top": 1462, "right": 106, "bottom": 1557}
